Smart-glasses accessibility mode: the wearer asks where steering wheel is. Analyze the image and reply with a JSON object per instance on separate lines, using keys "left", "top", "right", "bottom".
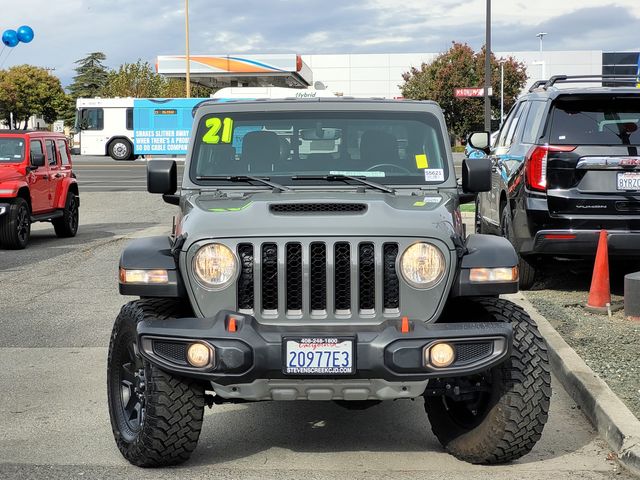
{"left": 366, "top": 163, "right": 412, "bottom": 174}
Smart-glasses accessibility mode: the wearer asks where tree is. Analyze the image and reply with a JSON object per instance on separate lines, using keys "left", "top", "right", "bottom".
{"left": 0, "top": 65, "right": 68, "bottom": 129}
{"left": 68, "top": 52, "right": 109, "bottom": 98}
{"left": 101, "top": 59, "right": 214, "bottom": 98}
{"left": 163, "top": 78, "right": 214, "bottom": 98}
{"left": 101, "top": 60, "right": 166, "bottom": 98}
{"left": 401, "top": 42, "right": 527, "bottom": 140}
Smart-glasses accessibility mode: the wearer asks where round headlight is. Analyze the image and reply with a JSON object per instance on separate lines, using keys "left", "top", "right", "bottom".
{"left": 400, "top": 242, "right": 445, "bottom": 289}
{"left": 192, "top": 243, "right": 237, "bottom": 289}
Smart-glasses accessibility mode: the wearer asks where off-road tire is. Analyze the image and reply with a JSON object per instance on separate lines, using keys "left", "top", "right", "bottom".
{"left": 53, "top": 192, "right": 79, "bottom": 238}
{"left": 0, "top": 197, "right": 31, "bottom": 249}
{"left": 501, "top": 206, "right": 537, "bottom": 290}
{"left": 108, "top": 138, "right": 133, "bottom": 161}
{"left": 107, "top": 298, "right": 205, "bottom": 467}
{"left": 425, "top": 297, "right": 551, "bottom": 464}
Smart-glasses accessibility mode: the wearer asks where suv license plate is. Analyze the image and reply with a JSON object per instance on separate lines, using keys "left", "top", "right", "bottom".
{"left": 617, "top": 172, "right": 640, "bottom": 191}
{"left": 284, "top": 337, "right": 354, "bottom": 375}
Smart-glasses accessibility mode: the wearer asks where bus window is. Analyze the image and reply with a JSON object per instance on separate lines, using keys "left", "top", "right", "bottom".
{"left": 126, "top": 108, "right": 133, "bottom": 131}
{"left": 79, "top": 108, "right": 104, "bottom": 131}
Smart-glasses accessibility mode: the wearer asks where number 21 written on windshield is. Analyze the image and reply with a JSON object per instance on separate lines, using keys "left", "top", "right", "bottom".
{"left": 202, "top": 117, "right": 234, "bottom": 144}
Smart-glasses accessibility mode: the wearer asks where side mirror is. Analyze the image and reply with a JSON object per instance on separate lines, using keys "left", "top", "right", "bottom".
{"left": 467, "top": 131, "right": 491, "bottom": 153}
{"left": 30, "top": 152, "right": 45, "bottom": 168}
{"left": 462, "top": 157, "right": 492, "bottom": 193}
{"left": 148, "top": 159, "right": 177, "bottom": 195}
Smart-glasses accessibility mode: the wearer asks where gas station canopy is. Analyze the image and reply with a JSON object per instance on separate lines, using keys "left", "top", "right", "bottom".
{"left": 156, "top": 54, "right": 313, "bottom": 88}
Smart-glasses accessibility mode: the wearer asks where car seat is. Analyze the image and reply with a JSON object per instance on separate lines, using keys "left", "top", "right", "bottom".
{"left": 241, "top": 131, "right": 281, "bottom": 174}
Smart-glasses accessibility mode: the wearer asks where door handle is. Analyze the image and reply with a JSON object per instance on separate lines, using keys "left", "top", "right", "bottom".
{"left": 42, "top": 175, "right": 49, "bottom": 180}
{"left": 54, "top": 173, "right": 62, "bottom": 178}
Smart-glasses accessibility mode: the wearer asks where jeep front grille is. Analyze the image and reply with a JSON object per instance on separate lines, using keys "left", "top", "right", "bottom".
{"left": 236, "top": 240, "right": 400, "bottom": 319}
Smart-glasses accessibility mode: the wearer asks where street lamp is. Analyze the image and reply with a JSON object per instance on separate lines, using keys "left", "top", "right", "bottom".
{"left": 499, "top": 60, "right": 505, "bottom": 126}
{"left": 536, "top": 32, "right": 547, "bottom": 54}
{"left": 185, "top": 0, "right": 191, "bottom": 98}
{"left": 484, "top": 0, "right": 491, "bottom": 131}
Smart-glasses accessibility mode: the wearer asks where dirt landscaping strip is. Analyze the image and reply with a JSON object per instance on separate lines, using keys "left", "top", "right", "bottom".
{"left": 508, "top": 293, "right": 640, "bottom": 476}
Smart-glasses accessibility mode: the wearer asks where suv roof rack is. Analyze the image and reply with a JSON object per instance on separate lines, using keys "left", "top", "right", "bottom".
{"left": 532, "top": 75, "right": 639, "bottom": 91}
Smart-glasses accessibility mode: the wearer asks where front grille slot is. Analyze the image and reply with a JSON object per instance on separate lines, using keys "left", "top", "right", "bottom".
{"left": 237, "top": 244, "right": 254, "bottom": 310}
{"left": 286, "top": 243, "right": 302, "bottom": 311}
{"left": 359, "top": 243, "right": 375, "bottom": 311}
{"left": 383, "top": 243, "right": 400, "bottom": 310}
{"left": 334, "top": 242, "right": 352, "bottom": 312}
{"left": 261, "top": 243, "right": 278, "bottom": 311}
{"left": 237, "top": 239, "right": 403, "bottom": 319}
{"left": 270, "top": 203, "right": 367, "bottom": 214}
{"left": 310, "top": 243, "right": 327, "bottom": 311}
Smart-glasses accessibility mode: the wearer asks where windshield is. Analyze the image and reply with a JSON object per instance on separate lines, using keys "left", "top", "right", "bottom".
{"left": 0, "top": 138, "right": 25, "bottom": 163}
{"left": 550, "top": 96, "right": 640, "bottom": 145}
{"left": 189, "top": 110, "right": 449, "bottom": 186}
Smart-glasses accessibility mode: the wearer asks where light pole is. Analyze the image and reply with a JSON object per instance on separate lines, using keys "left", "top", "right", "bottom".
{"left": 185, "top": 0, "right": 191, "bottom": 98}
{"left": 536, "top": 32, "right": 547, "bottom": 54}
{"left": 484, "top": 0, "right": 491, "bottom": 132}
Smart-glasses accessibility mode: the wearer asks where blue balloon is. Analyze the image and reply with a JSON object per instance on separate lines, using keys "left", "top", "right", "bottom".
{"left": 17, "top": 25, "right": 34, "bottom": 43}
{"left": 2, "top": 30, "right": 19, "bottom": 48}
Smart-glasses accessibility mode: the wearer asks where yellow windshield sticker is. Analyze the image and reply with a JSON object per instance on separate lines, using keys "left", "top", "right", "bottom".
{"left": 415, "top": 154, "right": 429, "bottom": 169}
{"left": 202, "top": 117, "right": 234, "bottom": 144}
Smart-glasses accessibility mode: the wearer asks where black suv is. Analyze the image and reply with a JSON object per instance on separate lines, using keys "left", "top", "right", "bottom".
{"left": 468, "top": 75, "right": 640, "bottom": 289}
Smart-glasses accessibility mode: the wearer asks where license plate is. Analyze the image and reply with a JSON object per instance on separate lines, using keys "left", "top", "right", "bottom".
{"left": 283, "top": 337, "right": 354, "bottom": 375}
{"left": 617, "top": 172, "right": 640, "bottom": 191}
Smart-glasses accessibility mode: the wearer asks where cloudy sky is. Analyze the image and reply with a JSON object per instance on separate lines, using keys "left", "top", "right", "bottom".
{"left": 2, "top": 0, "right": 640, "bottom": 86}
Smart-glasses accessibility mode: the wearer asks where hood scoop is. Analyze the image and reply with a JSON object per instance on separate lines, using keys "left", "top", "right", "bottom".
{"left": 270, "top": 203, "right": 368, "bottom": 215}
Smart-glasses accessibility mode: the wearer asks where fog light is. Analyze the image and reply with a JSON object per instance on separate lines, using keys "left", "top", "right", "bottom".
{"left": 428, "top": 342, "right": 455, "bottom": 368}
{"left": 186, "top": 343, "right": 211, "bottom": 368}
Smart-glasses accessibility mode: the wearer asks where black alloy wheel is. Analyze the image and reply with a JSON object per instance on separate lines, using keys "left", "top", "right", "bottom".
{"left": 111, "top": 333, "right": 146, "bottom": 440}
{"left": 53, "top": 193, "right": 79, "bottom": 238}
{"left": 16, "top": 202, "right": 30, "bottom": 245}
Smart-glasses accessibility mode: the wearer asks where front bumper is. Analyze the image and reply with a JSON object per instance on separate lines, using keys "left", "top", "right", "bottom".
{"left": 532, "top": 229, "right": 640, "bottom": 256}
{"left": 136, "top": 310, "right": 512, "bottom": 398}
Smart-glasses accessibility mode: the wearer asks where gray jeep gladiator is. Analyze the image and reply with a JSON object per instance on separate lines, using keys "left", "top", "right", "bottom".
{"left": 107, "top": 98, "right": 551, "bottom": 467}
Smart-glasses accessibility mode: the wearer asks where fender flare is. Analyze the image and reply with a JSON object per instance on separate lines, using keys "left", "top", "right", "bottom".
{"left": 0, "top": 180, "right": 29, "bottom": 199}
{"left": 119, "top": 236, "right": 186, "bottom": 298}
{"left": 451, "top": 234, "right": 519, "bottom": 297}
{"left": 54, "top": 178, "right": 79, "bottom": 209}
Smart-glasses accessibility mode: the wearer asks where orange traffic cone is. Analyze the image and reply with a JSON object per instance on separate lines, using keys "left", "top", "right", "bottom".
{"left": 586, "top": 230, "right": 611, "bottom": 313}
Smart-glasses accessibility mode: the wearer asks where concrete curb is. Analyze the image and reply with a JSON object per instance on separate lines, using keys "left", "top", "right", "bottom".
{"left": 508, "top": 293, "right": 640, "bottom": 477}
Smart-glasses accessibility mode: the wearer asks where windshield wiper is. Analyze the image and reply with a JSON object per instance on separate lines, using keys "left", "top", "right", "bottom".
{"left": 291, "top": 174, "right": 395, "bottom": 194}
{"left": 195, "top": 175, "right": 292, "bottom": 192}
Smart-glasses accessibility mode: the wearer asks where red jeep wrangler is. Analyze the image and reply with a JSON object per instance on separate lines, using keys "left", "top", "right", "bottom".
{"left": 0, "top": 131, "right": 79, "bottom": 249}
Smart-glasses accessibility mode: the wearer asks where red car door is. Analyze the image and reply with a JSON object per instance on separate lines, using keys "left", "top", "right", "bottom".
{"left": 45, "top": 139, "right": 61, "bottom": 209}
{"left": 28, "top": 139, "right": 51, "bottom": 213}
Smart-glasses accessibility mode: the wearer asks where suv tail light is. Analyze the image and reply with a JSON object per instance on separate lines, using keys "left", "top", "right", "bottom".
{"left": 525, "top": 145, "right": 576, "bottom": 191}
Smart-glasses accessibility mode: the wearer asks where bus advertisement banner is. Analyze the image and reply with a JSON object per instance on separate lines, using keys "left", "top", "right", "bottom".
{"left": 133, "top": 98, "right": 209, "bottom": 155}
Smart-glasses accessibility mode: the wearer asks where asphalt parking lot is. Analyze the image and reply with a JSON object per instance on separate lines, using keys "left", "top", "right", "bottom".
{"left": 0, "top": 186, "right": 630, "bottom": 479}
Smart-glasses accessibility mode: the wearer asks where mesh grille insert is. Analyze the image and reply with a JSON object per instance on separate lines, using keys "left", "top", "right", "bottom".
{"left": 270, "top": 203, "right": 367, "bottom": 214}
{"left": 359, "top": 243, "right": 375, "bottom": 310}
{"left": 262, "top": 243, "right": 278, "bottom": 311}
{"left": 455, "top": 342, "right": 493, "bottom": 364}
{"left": 334, "top": 242, "right": 351, "bottom": 311}
{"left": 237, "top": 244, "right": 254, "bottom": 310}
{"left": 383, "top": 243, "right": 400, "bottom": 309}
{"left": 153, "top": 341, "right": 188, "bottom": 365}
{"left": 310, "top": 243, "right": 327, "bottom": 311}
{"left": 286, "top": 243, "right": 303, "bottom": 311}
